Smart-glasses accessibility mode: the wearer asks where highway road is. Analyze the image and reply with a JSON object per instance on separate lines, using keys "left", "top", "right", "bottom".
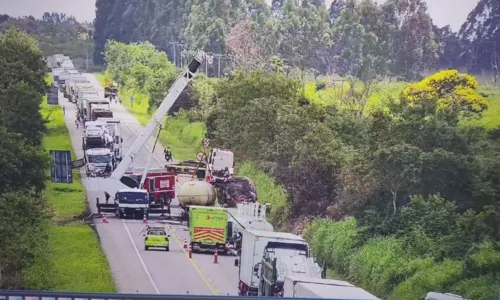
{"left": 59, "top": 73, "right": 239, "bottom": 295}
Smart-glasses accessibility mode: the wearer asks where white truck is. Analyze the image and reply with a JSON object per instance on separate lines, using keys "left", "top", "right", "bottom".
{"left": 234, "top": 230, "right": 310, "bottom": 296}
{"left": 282, "top": 276, "right": 380, "bottom": 299}
{"left": 85, "top": 148, "right": 113, "bottom": 177}
{"left": 425, "top": 292, "right": 470, "bottom": 300}
{"left": 227, "top": 202, "right": 273, "bottom": 251}
{"left": 113, "top": 188, "right": 150, "bottom": 219}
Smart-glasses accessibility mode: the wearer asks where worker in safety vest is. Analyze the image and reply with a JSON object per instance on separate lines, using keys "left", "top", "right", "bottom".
{"left": 164, "top": 147, "right": 173, "bottom": 162}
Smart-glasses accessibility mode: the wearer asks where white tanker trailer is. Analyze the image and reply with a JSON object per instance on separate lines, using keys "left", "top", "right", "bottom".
{"left": 177, "top": 180, "right": 217, "bottom": 208}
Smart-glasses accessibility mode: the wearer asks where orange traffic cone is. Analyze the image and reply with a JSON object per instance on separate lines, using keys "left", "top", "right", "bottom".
{"left": 188, "top": 245, "right": 192, "bottom": 259}
{"left": 213, "top": 249, "right": 218, "bottom": 264}
{"left": 143, "top": 214, "right": 147, "bottom": 224}
{"left": 103, "top": 215, "right": 108, "bottom": 223}
{"left": 183, "top": 239, "right": 188, "bottom": 249}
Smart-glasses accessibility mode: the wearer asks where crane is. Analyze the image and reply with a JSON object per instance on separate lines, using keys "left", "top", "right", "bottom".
{"left": 94, "top": 50, "right": 209, "bottom": 218}
{"left": 110, "top": 50, "right": 208, "bottom": 181}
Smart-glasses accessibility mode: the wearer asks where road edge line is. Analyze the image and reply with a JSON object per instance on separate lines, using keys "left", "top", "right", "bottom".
{"left": 122, "top": 219, "right": 160, "bottom": 294}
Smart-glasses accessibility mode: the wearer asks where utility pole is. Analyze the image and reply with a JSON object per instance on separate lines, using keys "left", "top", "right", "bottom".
{"left": 178, "top": 43, "right": 187, "bottom": 69}
{"left": 213, "top": 54, "right": 224, "bottom": 78}
{"left": 169, "top": 42, "right": 179, "bottom": 67}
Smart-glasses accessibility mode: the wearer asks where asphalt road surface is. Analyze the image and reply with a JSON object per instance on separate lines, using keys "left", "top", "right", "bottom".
{"left": 59, "top": 74, "right": 239, "bottom": 295}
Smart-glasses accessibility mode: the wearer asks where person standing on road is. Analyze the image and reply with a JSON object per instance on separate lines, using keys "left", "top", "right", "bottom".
{"left": 75, "top": 119, "right": 79, "bottom": 129}
{"left": 63, "top": 106, "right": 65, "bottom": 115}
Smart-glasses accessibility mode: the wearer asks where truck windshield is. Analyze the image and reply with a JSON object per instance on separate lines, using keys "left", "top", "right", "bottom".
{"left": 211, "top": 152, "right": 233, "bottom": 170}
{"left": 118, "top": 192, "right": 148, "bottom": 204}
{"left": 88, "top": 154, "right": 110, "bottom": 164}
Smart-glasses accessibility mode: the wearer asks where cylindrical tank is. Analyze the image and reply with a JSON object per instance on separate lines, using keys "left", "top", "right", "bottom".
{"left": 177, "top": 180, "right": 216, "bottom": 207}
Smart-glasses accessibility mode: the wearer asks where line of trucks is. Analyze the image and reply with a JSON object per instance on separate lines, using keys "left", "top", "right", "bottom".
{"left": 49, "top": 55, "right": 123, "bottom": 178}
{"left": 48, "top": 53, "right": 471, "bottom": 300}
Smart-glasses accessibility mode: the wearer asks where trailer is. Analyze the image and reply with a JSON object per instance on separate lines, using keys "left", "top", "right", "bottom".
{"left": 226, "top": 202, "right": 273, "bottom": 250}
{"left": 282, "top": 276, "right": 380, "bottom": 299}
{"left": 234, "top": 230, "right": 309, "bottom": 296}
{"left": 259, "top": 257, "right": 323, "bottom": 297}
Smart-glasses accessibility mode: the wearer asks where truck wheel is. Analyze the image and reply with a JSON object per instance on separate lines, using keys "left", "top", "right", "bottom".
{"left": 165, "top": 246, "right": 169, "bottom": 252}
{"left": 119, "top": 211, "right": 124, "bottom": 219}
{"left": 145, "top": 246, "right": 149, "bottom": 251}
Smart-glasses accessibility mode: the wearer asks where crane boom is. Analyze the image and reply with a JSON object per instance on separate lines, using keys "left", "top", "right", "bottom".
{"left": 110, "top": 51, "right": 207, "bottom": 181}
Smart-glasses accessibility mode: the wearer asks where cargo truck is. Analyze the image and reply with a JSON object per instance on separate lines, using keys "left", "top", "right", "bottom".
{"left": 188, "top": 205, "right": 230, "bottom": 253}
{"left": 258, "top": 256, "right": 323, "bottom": 297}
{"left": 226, "top": 202, "right": 273, "bottom": 251}
{"left": 234, "top": 230, "right": 310, "bottom": 296}
{"left": 282, "top": 276, "right": 380, "bottom": 299}
{"left": 424, "top": 292, "right": 470, "bottom": 300}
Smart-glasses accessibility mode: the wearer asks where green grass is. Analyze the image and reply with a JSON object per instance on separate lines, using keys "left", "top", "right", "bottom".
{"left": 26, "top": 100, "right": 115, "bottom": 292}
{"left": 95, "top": 72, "right": 206, "bottom": 161}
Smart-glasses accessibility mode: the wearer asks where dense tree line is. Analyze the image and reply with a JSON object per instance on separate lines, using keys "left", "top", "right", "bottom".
{"left": 93, "top": 0, "right": 500, "bottom": 81}
{"left": 104, "top": 41, "right": 500, "bottom": 299}
{"left": 0, "top": 13, "right": 94, "bottom": 68}
{"left": 0, "top": 29, "right": 51, "bottom": 289}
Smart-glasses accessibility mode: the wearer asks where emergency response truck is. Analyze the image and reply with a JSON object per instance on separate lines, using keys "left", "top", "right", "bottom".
{"left": 188, "top": 206, "right": 230, "bottom": 253}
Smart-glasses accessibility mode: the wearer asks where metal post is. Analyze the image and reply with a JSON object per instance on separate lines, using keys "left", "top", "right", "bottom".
{"left": 169, "top": 42, "right": 179, "bottom": 68}
{"left": 216, "top": 54, "right": 222, "bottom": 78}
{"left": 205, "top": 53, "right": 208, "bottom": 75}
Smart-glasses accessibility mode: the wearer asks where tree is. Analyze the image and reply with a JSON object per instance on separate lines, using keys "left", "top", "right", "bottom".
{"left": 382, "top": 0, "right": 440, "bottom": 80}
{"left": 0, "top": 28, "right": 47, "bottom": 146}
{"left": 279, "top": 0, "right": 331, "bottom": 74}
{"left": 226, "top": 20, "right": 262, "bottom": 70}
{"left": 371, "top": 143, "right": 422, "bottom": 215}
{"left": 401, "top": 69, "right": 488, "bottom": 116}
{"left": 183, "top": 0, "right": 246, "bottom": 54}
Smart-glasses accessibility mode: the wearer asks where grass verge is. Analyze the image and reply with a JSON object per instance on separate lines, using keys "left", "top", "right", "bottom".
{"left": 25, "top": 100, "right": 115, "bottom": 292}
{"left": 95, "top": 72, "right": 205, "bottom": 161}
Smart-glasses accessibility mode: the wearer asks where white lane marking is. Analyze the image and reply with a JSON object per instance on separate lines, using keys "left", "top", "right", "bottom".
{"left": 122, "top": 219, "right": 160, "bottom": 294}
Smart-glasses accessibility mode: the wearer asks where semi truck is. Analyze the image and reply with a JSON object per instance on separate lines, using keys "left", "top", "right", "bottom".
{"left": 424, "top": 292, "right": 470, "bottom": 300}
{"left": 85, "top": 148, "right": 113, "bottom": 177}
{"left": 258, "top": 256, "right": 323, "bottom": 297}
{"left": 282, "top": 276, "right": 380, "bottom": 299}
{"left": 188, "top": 206, "right": 229, "bottom": 253}
{"left": 234, "top": 230, "right": 310, "bottom": 296}
{"left": 226, "top": 202, "right": 273, "bottom": 251}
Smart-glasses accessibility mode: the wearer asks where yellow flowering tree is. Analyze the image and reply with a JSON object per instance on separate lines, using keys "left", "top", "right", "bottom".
{"left": 401, "top": 70, "right": 488, "bottom": 116}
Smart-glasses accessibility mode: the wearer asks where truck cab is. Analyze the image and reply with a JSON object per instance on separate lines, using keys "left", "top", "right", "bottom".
{"left": 85, "top": 148, "right": 112, "bottom": 176}
{"left": 207, "top": 148, "right": 235, "bottom": 182}
{"left": 115, "top": 188, "right": 150, "bottom": 219}
{"left": 188, "top": 206, "right": 230, "bottom": 253}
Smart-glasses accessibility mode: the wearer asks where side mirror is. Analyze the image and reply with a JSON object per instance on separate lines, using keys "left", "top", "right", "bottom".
{"left": 142, "top": 234, "right": 146, "bottom": 236}
{"left": 234, "top": 259, "right": 239, "bottom": 267}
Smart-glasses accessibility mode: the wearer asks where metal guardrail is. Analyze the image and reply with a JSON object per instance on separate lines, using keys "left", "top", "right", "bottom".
{"left": 0, "top": 290, "right": 376, "bottom": 300}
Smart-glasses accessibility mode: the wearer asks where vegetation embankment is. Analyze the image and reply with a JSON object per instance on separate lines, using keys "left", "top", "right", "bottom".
{"left": 0, "top": 28, "right": 114, "bottom": 292}
{"left": 99, "top": 41, "right": 500, "bottom": 299}
{"left": 32, "top": 101, "right": 115, "bottom": 292}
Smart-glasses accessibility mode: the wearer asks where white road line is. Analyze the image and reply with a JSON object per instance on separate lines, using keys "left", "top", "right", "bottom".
{"left": 122, "top": 219, "right": 160, "bottom": 294}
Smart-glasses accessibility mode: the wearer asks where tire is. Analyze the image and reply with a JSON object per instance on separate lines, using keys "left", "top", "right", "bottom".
{"left": 165, "top": 246, "right": 169, "bottom": 252}
{"left": 119, "top": 211, "right": 124, "bottom": 219}
{"left": 145, "top": 246, "right": 149, "bottom": 251}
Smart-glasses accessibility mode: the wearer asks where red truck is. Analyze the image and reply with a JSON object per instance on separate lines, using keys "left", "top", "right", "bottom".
{"left": 124, "top": 169, "right": 176, "bottom": 205}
